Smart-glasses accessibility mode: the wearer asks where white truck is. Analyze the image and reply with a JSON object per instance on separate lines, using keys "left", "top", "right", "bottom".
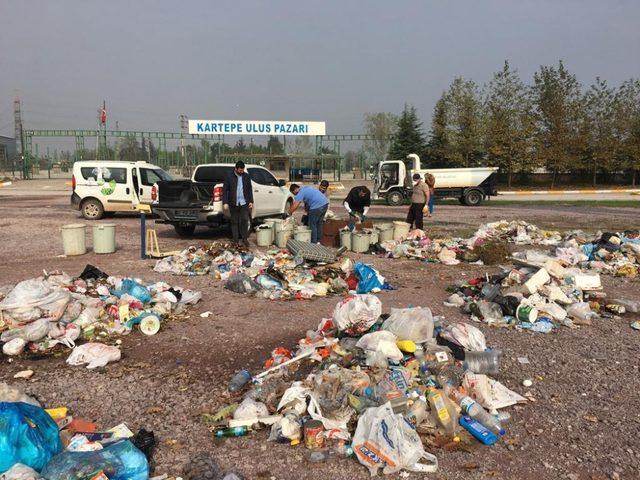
{"left": 373, "top": 154, "right": 499, "bottom": 206}
{"left": 152, "top": 163, "right": 293, "bottom": 237}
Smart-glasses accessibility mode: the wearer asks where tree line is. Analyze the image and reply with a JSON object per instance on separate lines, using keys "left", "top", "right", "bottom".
{"left": 380, "top": 61, "right": 640, "bottom": 186}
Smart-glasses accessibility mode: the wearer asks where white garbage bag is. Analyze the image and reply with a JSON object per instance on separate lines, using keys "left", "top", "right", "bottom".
{"left": 66, "top": 343, "right": 121, "bottom": 369}
{"left": 233, "top": 397, "right": 269, "bottom": 420}
{"left": 356, "top": 331, "right": 403, "bottom": 362}
{"left": 352, "top": 403, "right": 437, "bottom": 475}
{"left": 382, "top": 307, "right": 434, "bottom": 342}
{"left": 332, "top": 294, "right": 382, "bottom": 335}
{"left": 440, "top": 322, "right": 487, "bottom": 352}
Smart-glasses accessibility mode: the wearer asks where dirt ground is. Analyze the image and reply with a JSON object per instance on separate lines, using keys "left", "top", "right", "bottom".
{"left": 0, "top": 194, "right": 639, "bottom": 480}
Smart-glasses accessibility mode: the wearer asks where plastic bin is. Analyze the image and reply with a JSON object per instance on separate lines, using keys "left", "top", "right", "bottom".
{"left": 256, "top": 225, "right": 273, "bottom": 246}
{"left": 276, "top": 229, "right": 292, "bottom": 248}
{"left": 340, "top": 230, "right": 352, "bottom": 250}
{"left": 365, "top": 228, "right": 379, "bottom": 245}
{"left": 377, "top": 224, "right": 394, "bottom": 242}
{"left": 294, "top": 226, "right": 311, "bottom": 243}
{"left": 92, "top": 223, "right": 116, "bottom": 254}
{"left": 61, "top": 224, "right": 87, "bottom": 256}
{"left": 351, "top": 232, "right": 371, "bottom": 253}
{"left": 264, "top": 218, "right": 281, "bottom": 242}
{"left": 393, "top": 221, "right": 411, "bottom": 241}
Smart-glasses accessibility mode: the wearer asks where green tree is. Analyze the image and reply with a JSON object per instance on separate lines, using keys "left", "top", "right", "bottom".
{"left": 234, "top": 138, "right": 247, "bottom": 153}
{"left": 363, "top": 112, "right": 398, "bottom": 163}
{"left": 582, "top": 78, "right": 617, "bottom": 186}
{"left": 427, "top": 94, "right": 453, "bottom": 167}
{"left": 483, "top": 61, "right": 534, "bottom": 186}
{"left": 267, "top": 136, "right": 285, "bottom": 154}
{"left": 118, "top": 136, "right": 142, "bottom": 162}
{"left": 445, "top": 77, "right": 484, "bottom": 167}
{"left": 530, "top": 61, "right": 584, "bottom": 187}
{"left": 388, "top": 104, "right": 426, "bottom": 160}
{"left": 614, "top": 79, "right": 640, "bottom": 185}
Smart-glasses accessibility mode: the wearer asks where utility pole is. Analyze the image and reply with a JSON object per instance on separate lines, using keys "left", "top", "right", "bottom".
{"left": 179, "top": 114, "right": 188, "bottom": 172}
{"left": 13, "top": 97, "right": 26, "bottom": 178}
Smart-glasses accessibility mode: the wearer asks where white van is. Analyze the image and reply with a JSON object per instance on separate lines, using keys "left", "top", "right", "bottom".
{"left": 71, "top": 160, "right": 173, "bottom": 219}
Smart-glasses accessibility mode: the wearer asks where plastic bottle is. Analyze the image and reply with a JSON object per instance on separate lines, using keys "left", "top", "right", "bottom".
{"left": 612, "top": 298, "right": 640, "bottom": 313}
{"left": 228, "top": 369, "right": 252, "bottom": 393}
{"left": 463, "top": 350, "right": 501, "bottom": 375}
{"left": 434, "top": 364, "right": 464, "bottom": 389}
{"left": 214, "top": 426, "right": 249, "bottom": 438}
{"left": 406, "top": 398, "right": 428, "bottom": 427}
{"left": 426, "top": 389, "right": 458, "bottom": 437}
{"left": 446, "top": 388, "right": 505, "bottom": 436}
{"left": 459, "top": 416, "right": 498, "bottom": 445}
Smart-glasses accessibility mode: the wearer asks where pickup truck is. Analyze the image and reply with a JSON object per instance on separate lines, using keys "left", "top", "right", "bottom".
{"left": 373, "top": 153, "right": 499, "bottom": 206}
{"left": 152, "top": 163, "right": 294, "bottom": 237}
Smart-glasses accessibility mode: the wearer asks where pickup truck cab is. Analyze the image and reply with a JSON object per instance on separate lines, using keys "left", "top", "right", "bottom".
{"left": 71, "top": 160, "right": 172, "bottom": 219}
{"left": 152, "top": 163, "right": 293, "bottom": 237}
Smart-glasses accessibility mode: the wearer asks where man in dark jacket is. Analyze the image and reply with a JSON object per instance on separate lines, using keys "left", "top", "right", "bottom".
{"left": 343, "top": 185, "right": 371, "bottom": 231}
{"left": 222, "top": 161, "right": 254, "bottom": 246}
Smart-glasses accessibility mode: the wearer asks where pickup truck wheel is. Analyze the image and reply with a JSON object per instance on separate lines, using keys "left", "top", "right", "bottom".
{"left": 387, "top": 191, "right": 404, "bottom": 206}
{"left": 81, "top": 199, "right": 104, "bottom": 220}
{"left": 174, "top": 224, "right": 196, "bottom": 237}
{"left": 282, "top": 200, "right": 293, "bottom": 219}
{"left": 463, "top": 190, "right": 483, "bottom": 206}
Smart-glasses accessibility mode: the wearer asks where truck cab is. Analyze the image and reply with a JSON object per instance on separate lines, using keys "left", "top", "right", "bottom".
{"left": 373, "top": 154, "right": 498, "bottom": 206}
{"left": 152, "top": 163, "right": 293, "bottom": 237}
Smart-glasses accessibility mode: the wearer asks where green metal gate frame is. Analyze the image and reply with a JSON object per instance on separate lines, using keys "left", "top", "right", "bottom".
{"left": 21, "top": 129, "right": 385, "bottom": 180}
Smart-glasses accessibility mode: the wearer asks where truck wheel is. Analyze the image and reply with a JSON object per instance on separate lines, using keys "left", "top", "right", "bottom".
{"left": 463, "top": 190, "right": 483, "bottom": 206}
{"left": 174, "top": 224, "right": 196, "bottom": 237}
{"left": 387, "top": 191, "right": 404, "bottom": 206}
{"left": 81, "top": 199, "right": 104, "bottom": 220}
{"left": 282, "top": 199, "right": 293, "bottom": 219}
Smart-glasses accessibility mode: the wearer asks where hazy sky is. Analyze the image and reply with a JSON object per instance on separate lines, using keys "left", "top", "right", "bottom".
{"left": 1, "top": 0, "right": 639, "bottom": 142}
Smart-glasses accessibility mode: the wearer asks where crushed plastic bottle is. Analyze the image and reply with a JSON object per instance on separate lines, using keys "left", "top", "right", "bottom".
{"left": 463, "top": 350, "right": 501, "bottom": 375}
{"left": 426, "top": 388, "right": 458, "bottom": 437}
{"left": 228, "top": 369, "right": 252, "bottom": 393}
{"left": 446, "top": 387, "right": 505, "bottom": 436}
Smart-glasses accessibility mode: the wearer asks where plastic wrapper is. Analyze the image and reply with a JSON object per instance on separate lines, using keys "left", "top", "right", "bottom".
{"left": 66, "top": 343, "right": 121, "bottom": 369}
{"left": 0, "top": 402, "right": 63, "bottom": 473}
{"left": 42, "top": 440, "right": 148, "bottom": 480}
{"left": 233, "top": 398, "right": 269, "bottom": 421}
{"left": 440, "top": 322, "right": 487, "bottom": 352}
{"left": 224, "top": 273, "right": 261, "bottom": 295}
{"left": 353, "top": 263, "right": 385, "bottom": 294}
{"left": 382, "top": 306, "right": 433, "bottom": 342}
{"left": 0, "top": 463, "right": 42, "bottom": 480}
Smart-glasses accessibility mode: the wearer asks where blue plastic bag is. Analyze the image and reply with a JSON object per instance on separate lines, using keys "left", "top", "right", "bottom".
{"left": 0, "top": 401, "right": 63, "bottom": 473}
{"left": 42, "top": 439, "right": 148, "bottom": 480}
{"left": 354, "top": 263, "right": 385, "bottom": 294}
{"left": 111, "top": 279, "right": 152, "bottom": 303}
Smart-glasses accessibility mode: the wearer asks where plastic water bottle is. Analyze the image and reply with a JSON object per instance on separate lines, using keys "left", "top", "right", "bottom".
{"left": 463, "top": 350, "right": 501, "bottom": 375}
{"left": 447, "top": 388, "right": 505, "bottom": 435}
{"left": 459, "top": 416, "right": 498, "bottom": 445}
{"left": 214, "top": 426, "right": 249, "bottom": 438}
{"left": 228, "top": 369, "right": 252, "bottom": 393}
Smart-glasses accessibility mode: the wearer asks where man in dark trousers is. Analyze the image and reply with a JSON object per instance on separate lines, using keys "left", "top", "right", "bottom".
{"left": 222, "top": 161, "right": 254, "bottom": 247}
{"left": 343, "top": 185, "right": 371, "bottom": 231}
{"left": 406, "top": 173, "right": 430, "bottom": 230}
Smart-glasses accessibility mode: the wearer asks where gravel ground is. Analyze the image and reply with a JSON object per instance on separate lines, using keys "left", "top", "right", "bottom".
{"left": 0, "top": 194, "right": 639, "bottom": 480}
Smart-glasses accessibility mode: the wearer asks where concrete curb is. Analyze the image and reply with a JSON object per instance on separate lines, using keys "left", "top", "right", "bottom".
{"left": 500, "top": 189, "right": 640, "bottom": 195}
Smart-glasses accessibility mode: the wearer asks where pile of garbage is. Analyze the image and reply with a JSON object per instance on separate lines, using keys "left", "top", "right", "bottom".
{"left": 376, "top": 221, "right": 640, "bottom": 275}
{"left": 444, "top": 255, "right": 639, "bottom": 333}
{"left": 0, "top": 382, "right": 155, "bottom": 479}
{"left": 206, "top": 295, "right": 526, "bottom": 475}
{"left": 0, "top": 265, "right": 201, "bottom": 367}
{"left": 154, "top": 242, "right": 392, "bottom": 300}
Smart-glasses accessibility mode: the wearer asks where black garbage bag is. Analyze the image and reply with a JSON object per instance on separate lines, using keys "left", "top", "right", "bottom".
{"left": 78, "top": 264, "right": 109, "bottom": 281}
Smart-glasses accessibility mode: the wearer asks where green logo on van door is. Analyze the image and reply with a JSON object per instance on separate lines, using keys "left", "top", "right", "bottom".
{"left": 101, "top": 180, "right": 116, "bottom": 195}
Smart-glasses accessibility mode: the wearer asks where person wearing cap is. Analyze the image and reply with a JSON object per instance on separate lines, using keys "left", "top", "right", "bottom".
{"left": 406, "top": 173, "right": 430, "bottom": 230}
{"left": 222, "top": 161, "right": 254, "bottom": 247}
{"left": 289, "top": 183, "right": 329, "bottom": 243}
{"left": 343, "top": 186, "right": 371, "bottom": 231}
